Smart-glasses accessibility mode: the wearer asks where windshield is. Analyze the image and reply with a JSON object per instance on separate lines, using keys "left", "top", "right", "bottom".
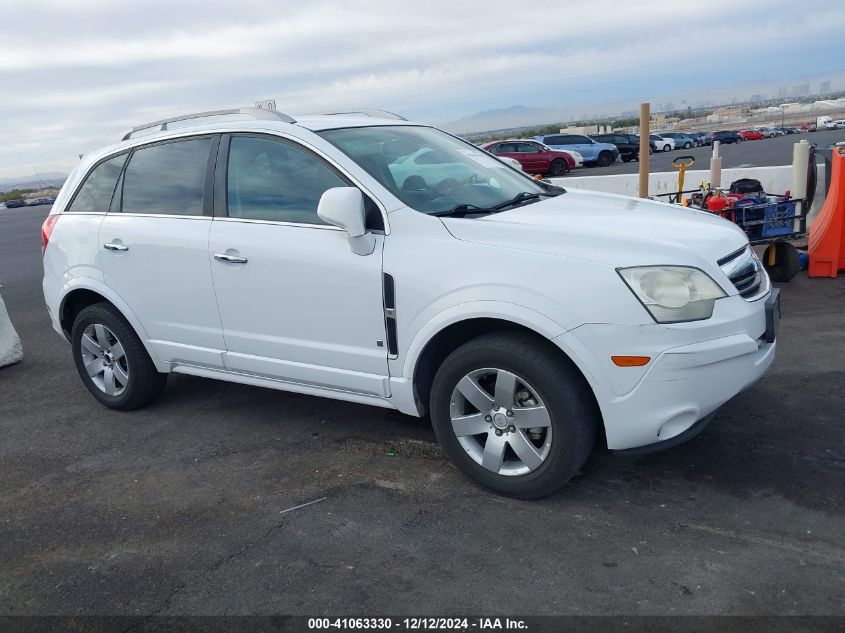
{"left": 319, "top": 125, "right": 551, "bottom": 215}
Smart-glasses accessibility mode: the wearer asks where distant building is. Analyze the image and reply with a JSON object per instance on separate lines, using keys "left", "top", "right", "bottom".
{"left": 558, "top": 124, "right": 612, "bottom": 135}
{"left": 820, "top": 80, "right": 831, "bottom": 94}
{"left": 705, "top": 106, "right": 744, "bottom": 124}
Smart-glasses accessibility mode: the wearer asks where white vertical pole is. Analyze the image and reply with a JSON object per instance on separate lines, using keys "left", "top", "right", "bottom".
{"left": 792, "top": 139, "right": 810, "bottom": 232}
{"left": 710, "top": 141, "right": 722, "bottom": 189}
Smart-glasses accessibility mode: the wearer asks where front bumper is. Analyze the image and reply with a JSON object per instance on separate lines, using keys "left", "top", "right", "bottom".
{"left": 556, "top": 295, "right": 776, "bottom": 451}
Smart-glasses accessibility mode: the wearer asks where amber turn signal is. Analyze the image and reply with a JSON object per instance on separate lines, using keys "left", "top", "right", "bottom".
{"left": 611, "top": 355, "right": 651, "bottom": 367}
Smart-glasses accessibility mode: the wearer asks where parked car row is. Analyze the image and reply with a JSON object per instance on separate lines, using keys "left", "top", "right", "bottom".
{"left": 477, "top": 119, "right": 810, "bottom": 177}
{"left": 2, "top": 197, "right": 56, "bottom": 208}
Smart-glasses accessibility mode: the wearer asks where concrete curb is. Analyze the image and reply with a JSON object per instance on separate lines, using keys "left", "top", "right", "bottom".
{"left": 0, "top": 289, "right": 23, "bottom": 367}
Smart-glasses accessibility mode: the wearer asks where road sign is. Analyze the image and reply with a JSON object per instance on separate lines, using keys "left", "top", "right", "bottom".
{"left": 254, "top": 99, "right": 277, "bottom": 111}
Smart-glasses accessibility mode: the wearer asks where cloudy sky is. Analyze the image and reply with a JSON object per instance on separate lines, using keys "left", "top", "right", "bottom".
{"left": 1, "top": 0, "right": 843, "bottom": 180}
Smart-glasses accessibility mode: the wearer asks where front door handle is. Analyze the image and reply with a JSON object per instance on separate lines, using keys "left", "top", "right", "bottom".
{"left": 214, "top": 253, "right": 248, "bottom": 264}
{"left": 104, "top": 243, "right": 129, "bottom": 252}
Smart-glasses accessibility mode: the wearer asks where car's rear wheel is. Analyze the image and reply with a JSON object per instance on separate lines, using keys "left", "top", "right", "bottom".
{"left": 549, "top": 158, "right": 567, "bottom": 176}
{"left": 596, "top": 152, "right": 613, "bottom": 167}
{"left": 71, "top": 303, "right": 167, "bottom": 410}
{"left": 429, "top": 333, "right": 598, "bottom": 499}
{"left": 683, "top": 142, "right": 692, "bottom": 149}
{"left": 663, "top": 144, "right": 671, "bottom": 152}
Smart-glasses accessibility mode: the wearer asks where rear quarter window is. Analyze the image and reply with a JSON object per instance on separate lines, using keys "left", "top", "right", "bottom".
{"left": 67, "top": 153, "right": 127, "bottom": 213}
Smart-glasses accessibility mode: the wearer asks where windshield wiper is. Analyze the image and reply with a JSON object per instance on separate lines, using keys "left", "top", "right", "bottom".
{"left": 430, "top": 204, "right": 497, "bottom": 218}
{"left": 490, "top": 192, "right": 542, "bottom": 211}
{"left": 431, "top": 189, "right": 565, "bottom": 218}
{"left": 491, "top": 189, "right": 564, "bottom": 211}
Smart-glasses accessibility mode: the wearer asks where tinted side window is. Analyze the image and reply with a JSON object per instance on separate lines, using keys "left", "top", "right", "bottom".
{"left": 122, "top": 138, "right": 211, "bottom": 215}
{"left": 227, "top": 136, "right": 347, "bottom": 224}
{"left": 542, "top": 135, "right": 565, "bottom": 145}
{"left": 516, "top": 143, "right": 540, "bottom": 152}
{"left": 68, "top": 153, "right": 127, "bottom": 213}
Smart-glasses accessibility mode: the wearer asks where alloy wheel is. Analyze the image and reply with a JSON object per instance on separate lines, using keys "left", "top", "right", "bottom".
{"left": 80, "top": 323, "right": 129, "bottom": 396}
{"left": 449, "top": 368, "right": 552, "bottom": 476}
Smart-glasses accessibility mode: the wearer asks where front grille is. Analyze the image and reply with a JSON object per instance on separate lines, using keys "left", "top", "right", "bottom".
{"left": 718, "top": 245, "right": 769, "bottom": 301}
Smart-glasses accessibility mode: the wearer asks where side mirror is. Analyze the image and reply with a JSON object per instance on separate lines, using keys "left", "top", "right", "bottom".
{"left": 317, "top": 187, "right": 376, "bottom": 256}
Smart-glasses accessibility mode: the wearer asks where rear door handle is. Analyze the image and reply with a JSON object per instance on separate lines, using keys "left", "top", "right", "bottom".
{"left": 103, "top": 243, "right": 129, "bottom": 251}
{"left": 214, "top": 253, "right": 248, "bottom": 264}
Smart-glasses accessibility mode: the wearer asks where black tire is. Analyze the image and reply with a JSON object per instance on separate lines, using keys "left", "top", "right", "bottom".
{"left": 621, "top": 155, "right": 631, "bottom": 163}
{"left": 663, "top": 144, "right": 671, "bottom": 152}
{"left": 596, "top": 152, "right": 613, "bottom": 167}
{"left": 763, "top": 242, "right": 800, "bottom": 282}
{"left": 429, "top": 332, "right": 598, "bottom": 499}
{"left": 633, "top": 150, "right": 640, "bottom": 161}
{"left": 684, "top": 142, "right": 692, "bottom": 149}
{"left": 71, "top": 302, "right": 167, "bottom": 410}
{"left": 549, "top": 158, "right": 567, "bottom": 176}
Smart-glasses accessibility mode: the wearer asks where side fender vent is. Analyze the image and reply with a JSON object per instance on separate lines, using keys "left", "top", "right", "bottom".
{"left": 383, "top": 273, "right": 398, "bottom": 357}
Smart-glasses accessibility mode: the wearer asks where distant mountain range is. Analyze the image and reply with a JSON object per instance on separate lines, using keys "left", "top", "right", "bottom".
{"left": 0, "top": 172, "right": 67, "bottom": 190}
{"left": 442, "top": 105, "right": 571, "bottom": 134}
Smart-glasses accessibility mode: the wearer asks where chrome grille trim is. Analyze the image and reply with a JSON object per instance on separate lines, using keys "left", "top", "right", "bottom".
{"left": 718, "top": 245, "right": 770, "bottom": 301}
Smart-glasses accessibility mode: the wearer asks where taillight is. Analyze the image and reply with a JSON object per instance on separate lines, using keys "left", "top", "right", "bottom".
{"left": 41, "top": 214, "right": 60, "bottom": 255}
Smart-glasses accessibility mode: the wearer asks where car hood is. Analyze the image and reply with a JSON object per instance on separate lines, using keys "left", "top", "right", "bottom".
{"left": 441, "top": 188, "right": 748, "bottom": 268}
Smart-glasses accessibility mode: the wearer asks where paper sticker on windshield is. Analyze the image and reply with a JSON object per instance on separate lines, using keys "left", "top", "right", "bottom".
{"left": 458, "top": 149, "right": 505, "bottom": 168}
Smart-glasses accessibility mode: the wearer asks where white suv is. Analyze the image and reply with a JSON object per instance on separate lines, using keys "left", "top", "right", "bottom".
{"left": 42, "top": 107, "right": 779, "bottom": 498}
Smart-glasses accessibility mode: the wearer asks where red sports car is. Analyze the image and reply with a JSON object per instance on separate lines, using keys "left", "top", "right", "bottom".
{"left": 739, "top": 130, "right": 764, "bottom": 140}
{"left": 481, "top": 139, "right": 574, "bottom": 176}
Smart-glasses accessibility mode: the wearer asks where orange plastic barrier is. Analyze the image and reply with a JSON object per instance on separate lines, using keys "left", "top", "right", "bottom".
{"left": 809, "top": 148, "right": 845, "bottom": 278}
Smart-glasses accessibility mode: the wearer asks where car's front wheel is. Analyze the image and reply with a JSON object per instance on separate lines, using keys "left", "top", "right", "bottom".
{"left": 429, "top": 333, "right": 598, "bottom": 499}
{"left": 683, "top": 142, "right": 692, "bottom": 149}
{"left": 596, "top": 152, "right": 613, "bottom": 167}
{"left": 71, "top": 303, "right": 167, "bottom": 410}
{"left": 549, "top": 158, "right": 567, "bottom": 176}
{"left": 663, "top": 144, "right": 671, "bottom": 152}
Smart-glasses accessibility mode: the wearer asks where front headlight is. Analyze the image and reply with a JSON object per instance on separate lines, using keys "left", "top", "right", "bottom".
{"left": 618, "top": 266, "right": 727, "bottom": 323}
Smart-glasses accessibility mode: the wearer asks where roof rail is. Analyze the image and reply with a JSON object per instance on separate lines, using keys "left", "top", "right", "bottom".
{"left": 121, "top": 107, "right": 296, "bottom": 141}
{"left": 318, "top": 108, "right": 407, "bottom": 121}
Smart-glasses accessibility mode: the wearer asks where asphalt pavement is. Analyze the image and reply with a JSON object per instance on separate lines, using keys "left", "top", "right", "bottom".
{"left": 0, "top": 205, "right": 843, "bottom": 616}
{"left": 590, "top": 129, "right": 845, "bottom": 176}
